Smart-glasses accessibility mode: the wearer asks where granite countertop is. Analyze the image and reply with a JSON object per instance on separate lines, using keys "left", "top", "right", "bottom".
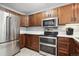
{"left": 20, "top": 29, "right": 79, "bottom": 42}
{"left": 57, "top": 33, "right": 79, "bottom": 43}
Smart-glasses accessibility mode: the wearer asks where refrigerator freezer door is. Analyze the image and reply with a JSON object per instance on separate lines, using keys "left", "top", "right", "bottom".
{"left": 10, "top": 40, "right": 20, "bottom": 55}
{"left": 0, "top": 41, "right": 13, "bottom": 56}
{"left": 14, "top": 40, "right": 20, "bottom": 54}
{"left": 0, "top": 40, "right": 20, "bottom": 56}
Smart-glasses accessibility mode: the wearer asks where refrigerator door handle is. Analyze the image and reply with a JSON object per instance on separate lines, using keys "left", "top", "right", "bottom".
{"left": 6, "top": 16, "right": 10, "bottom": 41}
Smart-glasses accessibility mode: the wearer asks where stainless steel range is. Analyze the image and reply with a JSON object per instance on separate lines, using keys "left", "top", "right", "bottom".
{"left": 39, "top": 29, "right": 58, "bottom": 56}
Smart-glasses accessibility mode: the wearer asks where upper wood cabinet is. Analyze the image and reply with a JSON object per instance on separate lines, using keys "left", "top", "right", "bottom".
{"left": 58, "top": 4, "right": 74, "bottom": 25}
{"left": 20, "top": 15, "right": 29, "bottom": 27}
{"left": 58, "top": 3, "right": 79, "bottom": 25}
{"left": 74, "top": 4, "right": 79, "bottom": 23}
{"left": 35, "top": 12, "right": 44, "bottom": 26}
{"left": 29, "top": 12, "right": 44, "bottom": 26}
{"left": 29, "top": 8, "right": 58, "bottom": 26}
{"left": 29, "top": 15, "right": 35, "bottom": 26}
{"left": 43, "top": 8, "right": 58, "bottom": 18}
{"left": 29, "top": 3, "right": 79, "bottom": 26}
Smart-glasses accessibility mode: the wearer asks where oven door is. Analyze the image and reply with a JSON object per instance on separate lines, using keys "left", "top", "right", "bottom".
{"left": 39, "top": 36, "right": 57, "bottom": 56}
{"left": 40, "top": 36, "right": 57, "bottom": 45}
{"left": 39, "top": 44, "right": 57, "bottom": 56}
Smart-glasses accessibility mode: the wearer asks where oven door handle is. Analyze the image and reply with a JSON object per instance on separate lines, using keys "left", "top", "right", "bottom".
{"left": 39, "top": 36, "right": 57, "bottom": 39}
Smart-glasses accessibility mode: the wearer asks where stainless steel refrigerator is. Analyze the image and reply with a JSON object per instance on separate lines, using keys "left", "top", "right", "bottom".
{"left": 0, "top": 10, "right": 20, "bottom": 56}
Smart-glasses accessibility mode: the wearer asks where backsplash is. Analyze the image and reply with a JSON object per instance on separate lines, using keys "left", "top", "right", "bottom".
{"left": 58, "top": 25, "right": 66, "bottom": 35}
{"left": 20, "top": 26, "right": 65, "bottom": 32}
{"left": 20, "top": 27, "right": 44, "bottom": 31}
{"left": 58, "top": 24, "right": 79, "bottom": 36}
{"left": 20, "top": 27, "right": 27, "bottom": 31}
{"left": 26, "top": 27, "right": 44, "bottom": 31}
{"left": 20, "top": 24, "right": 79, "bottom": 35}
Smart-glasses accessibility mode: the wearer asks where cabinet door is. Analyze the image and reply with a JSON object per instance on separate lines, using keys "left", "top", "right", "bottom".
{"left": 74, "top": 4, "right": 79, "bottom": 23}
{"left": 19, "top": 34, "right": 26, "bottom": 49}
{"left": 58, "top": 4, "right": 74, "bottom": 25}
{"left": 31, "top": 35, "right": 39, "bottom": 51}
{"left": 51, "top": 8, "right": 58, "bottom": 17}
{"left": 29, "top": 12, "right": 44, "bottom": 26}
{"left": 20, "top": 15, "right": 29, "bottom": 26}
{"left": 74, "top": 41, "right": 79, "bottom": 56}
{"left": 26, "top": 35, "right": 31, "bottom": 48}
{"left": 58, "top": 37, "right": 70, "bottom": 56}
{"left": 29, "top": 14, "right": 36, "bottom": 26}
{"left": 43, "top": 10, "right": 50, "bottom": 18}
{"left": 43, "top": 8, "right": 58, "bottom": 18}
{"left": 26, "top": 35, "right": 39, "bottom": 51}
{"left": 58, "top": 37, "right": 75, "bottom": 56}
{"left": 35, "top": 12, "right": 44, "bottom": 26}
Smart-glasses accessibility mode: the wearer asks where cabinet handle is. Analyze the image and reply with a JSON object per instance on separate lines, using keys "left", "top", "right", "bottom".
{"left": 71, "top": 17, "right": 73, "bottom": 22}
{"left": 74, "top": 17, "right": 76, "bottom": 22}
{"left": 71, "top": 17, "right": 76, "bottom": 22}
{"left": 72, "top": 17, "right": 76, "bottom": 22}
{"left": 48, "top": 14, "right": 50, "bottom": 17}
{"left": 49, "top": 14, "right": 51, "bottom": 17}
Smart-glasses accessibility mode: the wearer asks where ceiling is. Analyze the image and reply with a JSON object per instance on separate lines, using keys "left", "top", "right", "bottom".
{"left": 0, "top": 3, "right": 68, "bottom": 15}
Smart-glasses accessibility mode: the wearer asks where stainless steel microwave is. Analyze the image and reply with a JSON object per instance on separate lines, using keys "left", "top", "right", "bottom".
{"left": 42, "top": 17, "right": 58, "bottom": 27}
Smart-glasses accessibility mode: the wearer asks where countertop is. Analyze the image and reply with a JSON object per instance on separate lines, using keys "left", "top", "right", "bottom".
{"left": 57, "top": 33, "right": 79, "bottom": 43}
{"left": 20, "top": 29, "right": 79, "bottom": 42}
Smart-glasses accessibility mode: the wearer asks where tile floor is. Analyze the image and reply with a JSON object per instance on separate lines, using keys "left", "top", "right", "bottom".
{"left": 15, "top": 48, "right": 42, "bottom": 56}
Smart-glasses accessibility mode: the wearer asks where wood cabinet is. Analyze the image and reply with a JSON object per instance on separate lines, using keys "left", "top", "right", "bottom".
{"left": 19, "top": 34, "right": 39, "bottom": 51}
{"left": 43, "top": 8, "right": 58, "bottom": 18}
{"left": 51, "top": 8, "right": 58, "bottom": 17}
{"left": 25, "top": 35, "right": 31, "bottom": 48}
{"left": 57, "top": 37, "right": 75, "bottom": 56}
{"left": 20, "top": 15, "right": 29, "bottom": 27}
{"left": 74, "top": 41, "right": 79, "bottom": 55}
{"left": 19, "top": 34, "right": 26, "bottom": 49}
{"left": 35, "top": 12, "right": 44, "bottom": 26}
{"left": 58, "top": 3, "right": 79, "bottom": 25}
{"left": 29, "top": 3, "right": 79, "bottom": 26}
{"left": 29, "top": 12, "right": 44, "bottom": 26}
{"left": 26, "top": 35, "right": 39, "bottom": 51}
{"left": 58, "top": 4, "right": 74, "bottom": 25}
{"left": 30, "top": 35, "right": 39, "bottom": 51}
{"left": 74, "top": 4, "right": 79, "bottom": 23}
{"left": 29, "top": 8, "right": 58, "bottom": 26}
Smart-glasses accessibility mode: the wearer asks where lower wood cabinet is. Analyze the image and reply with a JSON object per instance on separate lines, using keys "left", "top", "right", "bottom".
{"left": 57, "top": 37, "right": 75, "bottom": 56}
{"left": 74, "top": 41, "right": 79, "bottom": 56}
{"left": 25, "top": 35, "right": 39, "bottom": 52}
{"left": 19, "top": 34, "right": 26, "bottom": 49}
{"left": 19, "top": 34, "right": 39, "bottom": 51}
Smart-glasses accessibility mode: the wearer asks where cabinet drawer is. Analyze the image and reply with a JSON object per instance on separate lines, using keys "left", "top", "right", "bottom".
{"left": 76, "top": 47, "right": 79, "bottom": 53}
{"left": 58, "top": 47, "right": 69, "bottom": 52}
{"left": 58, "top": 52, "right": 69, "bottom": 56}
{"left": 58, "top": 41, "right": 69, "bottom": 47}
{"left": 58, "top": 41, "right": 70, "bottom": 45}
{"left": 58, "top": 38, "right": 69, "bottom": 42}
